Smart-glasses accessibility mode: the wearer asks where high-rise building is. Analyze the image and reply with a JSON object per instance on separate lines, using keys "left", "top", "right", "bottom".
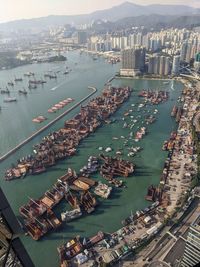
{"left": 120, "top": 47, "right": 146, "bottom": 76}
{"left": 120, "top": 37, "right": 128, "bottom": 49}
{"left": 136, "top": 33, "right": 143, "bottom": 46}
{"left": 164, "top": 57, "right": 171, "bottom": 76}
{"left": 159, "top": 56, "right": 166, "bottom": 75}
{"left": 185, "top": 43, "right": 192, "bottom": 63}
{"left": 0, "top": 187, "right": 34, "bottom": 267}
{"left": 77, "top": 31, "right": 87, "bottom": 44}
{"left": 195, "top": 52, "right": 200, "bottom": 62}
{"left": 172, "top": 55, "right": 180, "bottom": 75}
{"left": 129, "top": 34, "right": 137, "bottom": 48}
{"left": 148, "top": 55, "right": 171, "bottom": 76}
{"left": 148, "top": 56, "right": 155, "bottom": 74}
{"left": 121, "top": 48, "right": 145, "bottom": 70}
{"left": 180, "top": 215, "right": 200, "bottom": 267}
{"left": 154, "top": 56, "right": 160, "bottom": 75}
{"left": 180, "top": 42, "right": 188, "bottom": 62}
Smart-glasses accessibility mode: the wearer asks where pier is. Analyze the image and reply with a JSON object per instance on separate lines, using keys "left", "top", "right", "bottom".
{"left": 0, "top": 86, "right": 97, "bottom": 163}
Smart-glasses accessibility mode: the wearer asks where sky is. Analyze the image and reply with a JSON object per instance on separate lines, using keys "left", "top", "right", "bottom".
{"left": 0, "top": 0, "right": 200, "bottom": 23}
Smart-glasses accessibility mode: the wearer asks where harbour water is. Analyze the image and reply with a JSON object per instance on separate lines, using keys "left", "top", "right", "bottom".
{"left": 0, "top": 51, "right": 183, "bottom": 267}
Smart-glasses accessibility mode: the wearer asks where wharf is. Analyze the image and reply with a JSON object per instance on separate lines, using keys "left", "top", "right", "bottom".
{"left": 0, "top": 86, "right": 97, "bottom": 163}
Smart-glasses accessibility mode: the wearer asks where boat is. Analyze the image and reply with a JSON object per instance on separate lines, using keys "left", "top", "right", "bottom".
{"left": 61, "top": 208, "right": 82, "bottom": 222}
{"left": 1, "top": 88, "right": 10, "bottom": 94}
{"left": 28, "top": 84, "right": 37, "bottom": 89}
{"left": 94, "top": 182, "right": 112, "bottom": 199}
{"left": 49, "top": 74, "right": 57, "bottom": 79}
{"left": 171, "top": 105, "right": 178, "bottom": 117}
{"left": 4, "top": 97, "right": 17, "bottom": 103}
{"left": 32, "top": 116, "right": 47, "bottom": 123}
{"left": 4, "top": 86, "right": 132, "bottom": 181}
{"left": 8, "top": 81, "right": 14, "bottom": 86}
{"left": 24, "top": 72, "right": 35, "bottom": 77}
{"left": 29, "top": 79, "right": 46, "bottom": 84}
{"left": 18, "top": 89, "right": 28, "bottom": 95}
{"left": 15, "top": 77, "right": 23, "bottom": 82}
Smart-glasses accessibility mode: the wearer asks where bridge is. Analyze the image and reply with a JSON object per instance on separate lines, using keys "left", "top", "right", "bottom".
{"left": 180, "top": 66, "right": 200, "bottom": 81}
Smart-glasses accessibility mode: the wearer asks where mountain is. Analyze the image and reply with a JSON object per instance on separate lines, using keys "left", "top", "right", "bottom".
{"left": 90, "top": 2, "right": 199, "bottom": 20}
{"left": 91, "top": 14, "right": 200, "bottom": 33}
{"left": 0, "top": 1, "right": 199, "bottom": 32}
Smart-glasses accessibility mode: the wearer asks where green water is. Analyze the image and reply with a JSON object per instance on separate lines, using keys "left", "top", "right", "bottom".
{"left": 0, "top": 51, "right": 182, "bottom": 267}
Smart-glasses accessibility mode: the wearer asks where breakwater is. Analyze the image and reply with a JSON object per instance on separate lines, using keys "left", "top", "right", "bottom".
{"left": 0, "top": 86, "right": 97, "bottom": 162}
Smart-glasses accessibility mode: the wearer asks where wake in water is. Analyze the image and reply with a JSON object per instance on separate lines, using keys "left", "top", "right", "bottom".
{"left": 50, "top": 81, "right": 66, "bottom": 91}
{"left": 171, "top": 81, "right": 175, "bottom": 91}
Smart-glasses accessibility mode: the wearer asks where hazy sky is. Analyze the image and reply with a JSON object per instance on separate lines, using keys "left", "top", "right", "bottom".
{"left": 1, "top": 0, "right": 200, "bottom": 23}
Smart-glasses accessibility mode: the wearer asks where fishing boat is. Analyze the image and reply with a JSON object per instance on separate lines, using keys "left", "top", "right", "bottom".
{"left": 61, "top": 208, "right": 82, "bottom": 222}
{"left": 94, "top": 182, "right": 112, "bottom": 199}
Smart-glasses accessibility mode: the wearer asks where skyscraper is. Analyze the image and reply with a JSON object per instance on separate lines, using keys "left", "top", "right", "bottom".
{"left": 164, "top": 57, "right": 171, "bottom": 76}
{"left": 159, "top": 56, "right": 166, "bottom": 76}
{"left": 172, "top": 55, "right": 180, "bottom": 75}
{"left": 77, "top": 31, "right": 87, "bottom": 44}
{"left": 148, "top": 56, "right": 155, "bottom": 74}
{"left": 0, "top": 187, "right": 34, "bottom": 267}
{"left": 120, "top": 47, "right": 146, "bottom": 76}
{"left": 180, "top": 42, "right": 188, "bottom": 62}
{"left": 181, "top": 215, "right": 200, "bottom": 267}
{"left": 185, "top": 43, "right": 192, "bottom": 63}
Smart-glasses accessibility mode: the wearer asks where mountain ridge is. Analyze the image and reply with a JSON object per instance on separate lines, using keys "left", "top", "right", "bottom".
{"left": 0, "top": 1, "right": 199, "bottom": 31}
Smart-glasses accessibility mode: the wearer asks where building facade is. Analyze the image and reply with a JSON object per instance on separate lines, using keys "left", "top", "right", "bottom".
{"left": 180, "top": 215, "right": 200, "bottom": 267}
{"left": 120, "top": 47, "right": 146, "bottom": 76}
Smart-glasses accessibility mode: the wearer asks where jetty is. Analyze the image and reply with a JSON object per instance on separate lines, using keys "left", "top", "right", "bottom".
{"left": 0, "top": 86, "right": 97, "bottom": 163}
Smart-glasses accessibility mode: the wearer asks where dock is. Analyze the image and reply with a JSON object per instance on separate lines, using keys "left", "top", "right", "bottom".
{"left": 0, "top": 86, "right": 97, "bottom": 163}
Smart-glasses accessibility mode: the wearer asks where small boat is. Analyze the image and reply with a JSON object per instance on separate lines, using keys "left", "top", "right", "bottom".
{"left": 18, "top": 89, "right": 28, "bottom": 95}
{"left": 1, "top": 88, "right": 10, "bottom": 94}
{"left": 28, "top": 84, "right": 37, "bottom": 89}
{"left": 4, "top": 97, "right": 17, "bottom": 103}
{"left": 24, "top": 72, "right": 35, "bottom": 77}
{"left": 8, "top": 81, "right": 14, "bottom": 86}
{"left": 14, "top": 77, "right": 23, "bottom": 82}
{"left": 61, "top": 208, "right": 82, "bottom": 222}
{"left": 105, "top": 147, "right": 112, "bottom": 152}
